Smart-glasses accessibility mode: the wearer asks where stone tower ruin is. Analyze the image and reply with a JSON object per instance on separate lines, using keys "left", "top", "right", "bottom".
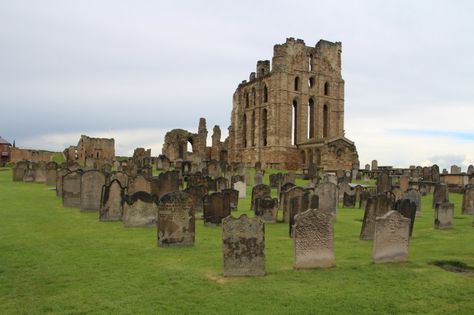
{"left": 227, "top": 38, "right": 359, "bottom": 170}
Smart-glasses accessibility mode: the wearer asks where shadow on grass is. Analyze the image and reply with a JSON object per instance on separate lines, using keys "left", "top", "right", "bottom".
{"left": 430, "top": 260, "right": 474, "bottom": 275}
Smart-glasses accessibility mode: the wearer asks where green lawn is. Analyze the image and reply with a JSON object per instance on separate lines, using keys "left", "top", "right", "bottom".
{"left": 0, "top": 168, "right": 473, "bottom": 314}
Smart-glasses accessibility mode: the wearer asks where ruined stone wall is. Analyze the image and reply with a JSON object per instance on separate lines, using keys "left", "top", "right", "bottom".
{"left": 76, "top": 135, "right": 115, "bottom": 164}
{"left": 228, "top": 38, "right": 357, "bottom": 170}
{"left": 9, "top": 147, "right": 55, "bottom": 163}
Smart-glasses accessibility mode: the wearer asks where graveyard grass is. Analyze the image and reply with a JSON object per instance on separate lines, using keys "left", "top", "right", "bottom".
{"left": 1, "top": 169, "right": 473, "bottom": 314}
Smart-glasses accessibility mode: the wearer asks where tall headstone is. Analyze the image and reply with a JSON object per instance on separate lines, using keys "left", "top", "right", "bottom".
{"left": 461, "top": 186, "right": 474, "bottom": 215}
{"left": 203, "top": 192, "right": 231, "bottom": 226}
{"left": 373, "top": 211, "right": 410, "bottom": 263}
{"left": 293, "top": 208, "right": 335, "bottom": 269}
{"left": 377, "top": 172, "right": 391, "bottom": 193}
{"left": 360, "top": 194, "right": 391, "bottom": 240}
{"left": 122, "top": 192, "right": 158, "bottom": 227}
{"left": 399, "top": 175, "right": 409, "bottom": 192}
{"left": 371, "top": 160, "right": 378, "bottom": 171}
{"left": 100, "top": 179, "right": 126, "bottom": 221}
{"left": 157, "top": 191, "right": 195, "bottom": 247}
{"left": 62, "top": 171, "right": 82, "bottom": 207}
{"left": 223, "top": 215, "right": 265, "bottom": 277}
{"left": 432, "top": 183, "right": 449, "bottom": 209}
{"left": 233, "top": 181, "right": 247, "bottom": 199}
{"left": 435, "top": 202, "right": 454, "bottom": 229}
{"left": 404, "top": 189, "right": 421, "bottom": 215}
{"left": 80, "top": 170, "right": 106, "bottom": 212}
{"left": 315, "top": 182, "right": 337, "bottom": 215}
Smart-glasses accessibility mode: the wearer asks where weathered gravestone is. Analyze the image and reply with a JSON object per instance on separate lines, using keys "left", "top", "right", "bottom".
{"left": 254, "top": 197, "right": 278, "bottom": 223}
{"left": 56, "top": 168, "right": 70, "bottom": 198}
{"left": 34, "top": 162, "right": 47, "bottom": 183}
{"left": 359, "top": 190, "right": 371, "bottom": 209}
{"left": 394, "top": 198, "right": 417, "bottom": 237}
{"left": 155, "top": 171, "right": 180, "bottom": 199}
{"left": 157, "top": 191, "right": 195, "bottom": 247}
{"left": 279, "top": 182, "right": 296, "bottom": 206}
{"left": 373, "top": 210, "right": 410, "bottom": 263}
{"left": 432, "top": 183, "right": 449, "bottom": 209}
{"left": 128, "top": 175, "right": 152, "bottom": 195}
{"left": 404, "top": 189, "right": 421, "bottom": 215}
{"left": 371, "top": 160, "right": 378, "bottom": 171}
{"left": 314, "top": 182, "right": 338, "bottom": 215}
{"left": 360, "top": 194, "right": 391, "bottom": 240}
{"left": 184, "top": 185, "right": 207, "bottom": 212}
{"left": 343, "top": 191, "right": 356, "bottom": 208}
{"left": 222, "top": 215, "right": 265, "bottom": 277}
{"left": 432, "top": 164, "right": 440, "bottom": 182}
{"left": 100, "top": 179, "right": 126, "bottom": 221}
{"left": 461, "top": 186, "right": 474, "bottom": 215}
{"left": 12, "top": 161, "right": 28, "bottom": 181}
{"left": 222, "top": 188, "right": 239, "bottom": 211}
{"left": 233, "top": 181, "right": 247, "bottom": 199}
{"left": 269, "top": 173, "right": 282, "bottom": 189}
{"left": 338, "top": 181, "right": 352, "bottom": 203}
{"left": 399, "top": 175, "right": 409, "bottom": 192}
{"left": 110, "top": 171, "right": 129, "bottom": 188}
{"left": 377, "top": 172, "right": 391, "bottom": 193}
{"left": 203, "top": 192, "right": 231, "bottom": 226}
{"left": 45, "top": 162, "right": 58, "bottom": 186}
{"left": 231, "top": 174, "right": 244, "bottom": 186}
{"left": 293, "top": 208, "right": 335, "bottom": 269}
{"left": 282, "top": 186, "right": 304, "bottom": 223}
{"left": 80, "top": 170, "right": 106, "bottom": 212}
{"left": 122, "top": 192, "right": 158, "bottom": 227}
{"left": 467, "top": 165, "right": 474, "bottom": 176}
{"left": 23, "top": 163, "right": 36, "bottom": 182}
{"left": 62, "top": 171, "right": 82, "bottom": 207}
{"left": 205, "top": 176, "right": 217, "bottom": 191}
{"left": 215, "top": 177, "right": 229, "bottom": 192}
{"left": 251, "top": 184, "right": 271, "bottom": 211}
{"left": 253, "top": 171, "right": 263, "bottom": 186}
{"left": 435, "top": 202, "right": 454, "bottom": 229}
{"left": 451, "top": 165, "right": 461, "bottom": 174}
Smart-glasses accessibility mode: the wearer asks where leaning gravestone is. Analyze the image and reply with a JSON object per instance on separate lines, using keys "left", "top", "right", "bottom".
{"left": 100, "top": 179, "right": 126, "bottom": 221}
{"left": 223, "top": 215, "right": 265, "bottom": 277}
{"left": 62, "top": 171, "right": 82, "bottom": 207}
{"left": 122, "top": 192, "right": 158, "bottom": 227}
{"left": 157, "top": 191, "right": 195, "bottom": 247}
{"left": 251, "top": 184, "right": 271, "bottom": 211}
{"left": 435, "top": 202, "right": 454, "bottom": 229}
{"left": 293, "top": 208, "right": 335, "bottom": 269}
{"left": 254, "top": 197, "right": 278, "bottom": 223}
{"left": 203, "top": 192, "right": 231, "bottom": 226}
{"left": 315, "top": 182, "right": 338, "bottom": 215}
{"left": 461, "top": 186, "right": 474, "bottom": 215}
{"left": 432, "top": 183, "right": 449, "bottom": 209}
{"left": 80, "top": 170, "right": 106, "bottom": 212}
{"left": 373, "top": 210, "right": 410, "bottom": 263}
{"left": 233, "top": 181, "right": 247, "bottom": 199}
{"left": 360, "top": 194, "right": 391, "bottom": 240}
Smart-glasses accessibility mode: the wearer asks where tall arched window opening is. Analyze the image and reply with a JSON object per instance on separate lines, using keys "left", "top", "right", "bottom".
{"left": 263, "top": 84, "right": 268, "bottom": 103}
{"left": 262, "top": 108, "right": 268, "bottom": 146}
{"left": 294, "top": 77, "right": 299, "bottom": 91}
{"left": 308, "top": 98, "right": 314, "bottom": 139}
{"left": 251, "top": 110, "right": 256, "bottom": 146}
{"left": 324, "top": 82, "right": 330, "bottom": 96}
{"left": 252, "top": 88, "right": 256, "bottom": 106}
{"left": 292, "top": 100, "right": 298, "bottom": 145}
{"left": 243, "top": 114, "right": 247, "bottom": 147}
{"left": 323, "top": 104, "right": 329, "bottom": 138}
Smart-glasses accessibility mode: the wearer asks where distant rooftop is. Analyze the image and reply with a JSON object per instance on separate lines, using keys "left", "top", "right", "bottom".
{"left": 0, "top": 136, "right": 12, "bottom": 146}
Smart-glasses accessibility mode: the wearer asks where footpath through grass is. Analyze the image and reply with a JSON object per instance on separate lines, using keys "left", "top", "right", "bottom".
{"left": 0, "top": 169, "right": 473, "bottom": 314}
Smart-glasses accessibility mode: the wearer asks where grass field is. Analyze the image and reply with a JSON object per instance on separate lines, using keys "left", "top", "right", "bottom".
{"left": 1, "top": 168, "right": 473, "bottom": 314}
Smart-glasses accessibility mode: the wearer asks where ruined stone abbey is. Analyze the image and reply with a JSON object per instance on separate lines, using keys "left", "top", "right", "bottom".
{"left": 162, "top": 38, "right": 359, "bottom": 171}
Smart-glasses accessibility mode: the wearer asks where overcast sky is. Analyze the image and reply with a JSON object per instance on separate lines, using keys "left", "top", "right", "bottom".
{"left": 1, "top": 0, "right": 473, "bottom": 170}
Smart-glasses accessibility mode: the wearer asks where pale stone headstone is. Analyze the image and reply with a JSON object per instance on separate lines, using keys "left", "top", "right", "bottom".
{"left": 100, "top": 179, "right": 126, "bottom": 221}
{"left": 122, "top": 192, "right": 158, "bottom": 227}
{"left": 315, "top": 182, "right": 337, "bottom": 215}
{"left": 80, "top": 170, "right": 106, "bottom": 212}
{"left": 233, "top": 181, "right": 247, "bottom": 199}
{"left": 373, "top": 210, "right": 410, "bottom": 263}
{"left": 399, "top": 175, "right": 409, "bottom": 192}
{"left": 62, "top": 171, "right": 82, "bottom": 207}
{"left": 435, "top": 202, "right": 454, "bottom": 229}
{"left": 223, "top": 215, "right": 265, "bottom": 277}
{"left": 157, "top": 191, "right": 195, "bottom": 247}
{"left": 461, "top": 186, "right": 474, "bottom": 215}
{"left": 293, "top": 208, "right": 335, "bottom": 269}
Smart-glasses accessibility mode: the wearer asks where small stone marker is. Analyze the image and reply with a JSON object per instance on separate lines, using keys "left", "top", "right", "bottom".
{"left": 157, "top": 191, "right": 195, "bottom": 247}
{"left": 373, "top": 210, "right": 410, "bottom": 264}
{"left": 435, "top": 202, "right": 454, "bottom": 229}
{"left": 122, "top": 192, "right": 158, "bottom": 227}
{"left": 222, "top": 215, "right": 265, "bottom": 277}
{"left": 293, "top": 208, "right": 335, "bottom": 269}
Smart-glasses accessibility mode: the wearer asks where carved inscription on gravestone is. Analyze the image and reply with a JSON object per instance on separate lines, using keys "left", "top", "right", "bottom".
{"left": 222, "top": 215, "right": 265, "bottom": 277}
{"left": 294, "top": 208, "right": 335, "bottom": 269}
{"left": 157, "top": 191, "right": 195, "bottom": 247}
